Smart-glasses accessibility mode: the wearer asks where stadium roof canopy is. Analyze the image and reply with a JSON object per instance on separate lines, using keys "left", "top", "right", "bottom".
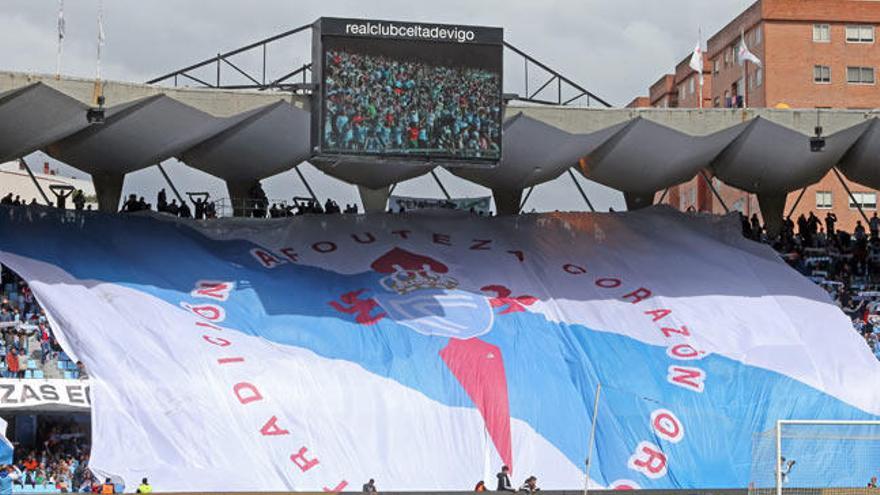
{"left": 3, "top": 79, "right": 880, "bottom": 230}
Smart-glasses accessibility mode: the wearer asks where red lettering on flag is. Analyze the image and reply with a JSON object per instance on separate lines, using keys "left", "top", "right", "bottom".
{"left": 667, "top": 344, "right": 705, "bottom": 361}
{"left": 644, "top": 309, "right": 671, "bottom": 322}
{"left": 627, "top": 441, "right": 668, "bottom": 479}
{"left": 506, "top": 250, "right": 525, "bottom": 262}
{"left": 279, "top": 247, "right": 299, "bottom": 263}
{"left": 251, "top": 248, "right": 284, "bottom": 269}
{"left": 218, "top": 357, "right": 244, "bottom": 365}
{"left": 290, "top": 447, "right": 320, "bottom": 472}
{"left": 312, "top": 241, "right": 337, "bottom": 253}
{"left": 260, "top": 416, "right": 290, "bottom": 437}
{"left": 667, "top": 366, "right": 706, "bottom": 393}
{"left": 191, "top": 281, "right": 234, "bottom": 301}
{"left": 622, "top": 288, "right": 652, "bottom": 304}
{"left": 470, "top": 239, "right": 492, "bottom": 250}
{"left": 651, "top": 409, "right": 684, "bottom": 443}
{"left": 433, "top": 233, "right": 452, "bottom": 246}
{"left": 595, "top": 278, "right": 622, "bottom": 288}
{"left": 323, "top": 481, "right": 349, "bottom": 493}
{"left": 660, "top": 325, "right": 690, "bottom": 338}
{"left": 233, "top": 382, "right": 263, "bottom": 405}
{"left": 203, "top": 335, "right": 231, "bottom": 347}
{"left": 181, "top": 303, "right": 225, "bottom": 322}
{"left": 352, "top": 232, "right": 376, "bottom": 244}
{"left": 563, "top": 264, "right": 587, "bottom": 275}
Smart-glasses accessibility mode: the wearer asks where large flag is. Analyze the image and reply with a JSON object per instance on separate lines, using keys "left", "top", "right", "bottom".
{"left": 0, "top": 207, "right": 879, "bottom": 491}
{"left": 738, "top": 33, "right": 762, "bottom": 66}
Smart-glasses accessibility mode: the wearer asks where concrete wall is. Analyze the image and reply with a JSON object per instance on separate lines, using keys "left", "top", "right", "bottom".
{"left": 0, "top": 71, "right": 310, "bottom": 117}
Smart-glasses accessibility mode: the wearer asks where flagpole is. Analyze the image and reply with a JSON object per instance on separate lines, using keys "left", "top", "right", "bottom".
{"left": 741, "top": 28, "right": 748, "bottom": 109}
{"left": 93, "top": 0, "right": 105, "bottom": 106}
{"left": 55, "top": 0, "right": 64, "bottom": 79}
{"left": 698, "top": 27, "right": 703, "bottom": 109}
{"left": 583, "top": 382, "right": 601, "bottom": 495}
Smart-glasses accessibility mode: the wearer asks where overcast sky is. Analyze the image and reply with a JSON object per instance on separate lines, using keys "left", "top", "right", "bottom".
{"left": 1, "top": 0, "right": 752, "bottom": 212}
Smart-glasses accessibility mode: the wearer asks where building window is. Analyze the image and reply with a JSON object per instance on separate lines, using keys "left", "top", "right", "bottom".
{"left": 847, "top": 25, "right": 875, "bottom": 43}
{"left": 847, "top": 66, "right": 875, "bottom": 84}
{"left": 813, "top": 24, "right": 831, "bottom": 42}
{"left": 816, "top": 191, "right": 833, "bottom": 209}
{"left": 713, "top": 96, "right": 720, "bottom": 107}
{"left": 756, "top": 67, "right": 763, "bottom": 86}
{"left": 846, "top": 24, "right": 875, "bottom": 43}
{"left": 713, "top": 60, "right": 720, "bottom": 74}
{"left": 689, "top": 77, "right": 695, "bottom": 94}
{"left": 850, "top": 192, "right": 877, "bottom": 210}
{"left": 755, "top": 25, "right": 763, "bottom": 44}
{"left": 814, "top": 65, "right": 831, "bottom": 83}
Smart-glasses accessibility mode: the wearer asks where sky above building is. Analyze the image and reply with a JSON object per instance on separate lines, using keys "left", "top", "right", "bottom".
{"left": 1, "top": 0, "right": 751, "bottom": 212}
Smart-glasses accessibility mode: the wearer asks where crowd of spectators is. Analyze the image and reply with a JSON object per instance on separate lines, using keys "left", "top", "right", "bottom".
{"left": 9, "top": 418, "right": 102, "bottom": 493}
{"left": 120, "top": 189, "right": 217, "bottom": 220}
{"left": 0, "top": 268, "right": 82, "bottom": 380}
{"left": 323, "top": 48, "right": 502, "bottom": 159}
{"left": 744, "top": 210, "right": 880, "bottom": 361}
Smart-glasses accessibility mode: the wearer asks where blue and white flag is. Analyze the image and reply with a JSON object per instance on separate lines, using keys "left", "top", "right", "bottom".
{"left": 0, "top": 207, "right": 878, "bottom": 491}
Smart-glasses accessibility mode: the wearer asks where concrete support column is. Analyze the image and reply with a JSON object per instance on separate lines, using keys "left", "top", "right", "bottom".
{"left": 492, "top": 188, "right": 523, "bottom": 216}
{"left": 92, "top": 172, "right": 124, "bottom": 213}
{"left": 758, "top": 192, "right": 788, "bottom": 239}
{"left": 226, "top": 180, "right": 259, "bottom": 217}
{"left": 624, "top": 191, "right": 656, "bottom": 211}
{"left": 358, "top": 185, "right": 391, "bottom": 213}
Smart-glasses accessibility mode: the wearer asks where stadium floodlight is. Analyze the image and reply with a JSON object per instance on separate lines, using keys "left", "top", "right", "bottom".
{"left": 749, "top": 419, "right": 880, "bottom": 495}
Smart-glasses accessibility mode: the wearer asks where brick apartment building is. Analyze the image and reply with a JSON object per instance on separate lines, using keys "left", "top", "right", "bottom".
{"left": 629, "top": 0, "right": 880, "bottom": 232}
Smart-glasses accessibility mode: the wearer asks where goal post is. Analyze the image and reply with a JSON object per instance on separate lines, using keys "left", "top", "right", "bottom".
{"left": 750, "top": 419, "right": 880, "bottom": 495}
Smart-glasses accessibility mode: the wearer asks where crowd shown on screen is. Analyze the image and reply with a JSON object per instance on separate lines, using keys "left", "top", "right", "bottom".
{"left": 323, "top": 49, "right": 501, "bottom": 159}
{"left": 745, "top": 210, "right": 880, "bottom": 361}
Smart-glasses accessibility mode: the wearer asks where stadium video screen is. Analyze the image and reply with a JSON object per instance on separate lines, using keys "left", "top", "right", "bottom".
{"left": 314, "top": 18, "right": 504, "bottom": 164}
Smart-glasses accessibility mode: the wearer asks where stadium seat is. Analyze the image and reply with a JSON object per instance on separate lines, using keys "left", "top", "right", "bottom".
{"left": 24, "top": 370, "right": 32, "bottom": 379}
{"left": 33, "top": 370, "right": 44, "bottom": 379}
{"left": 27, "top": 360, "right": 36, "bottom": 370}
{"left": 56, "top": 361, "right": 65, "bottom": 370}
{"left": 63, "top": 371, "right": 73, "bottom": 380}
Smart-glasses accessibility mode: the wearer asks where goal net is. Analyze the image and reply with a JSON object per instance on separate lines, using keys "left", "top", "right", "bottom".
{"left": 749, "top": 420, "right": 880, "bottom": 495}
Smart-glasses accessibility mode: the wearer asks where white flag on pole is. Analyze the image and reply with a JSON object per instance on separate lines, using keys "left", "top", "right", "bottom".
{"left": 57, "top": 0, "right": 65, "bottom": 41}
{"left": 738, "top": 34, "right": 761, "bottom": 66}
{"left": 689, "top": 43, "right": 704, "bottom": 84}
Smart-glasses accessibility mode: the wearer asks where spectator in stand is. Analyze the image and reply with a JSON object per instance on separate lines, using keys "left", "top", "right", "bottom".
{"left": 868, "top": 476, "right": 878, "bottom": 488}
{"left": 474, "top": 481, "right": 486, "bottom": 492}
{"left": 518, "top": 476, "right": 540, "bottom": 494}
{"left": 76, "top": 361, "right": 88, "bottom": 380}
{"left": 101, "top": 477, "right": 115, "bottom": 494}
{"left": 156, "top": 189, "right": 167, "bottom": 213}
{"left": 6, "top": 348, "right": 19, "bottom": 379}
{"left": 362, "top": 478, "right": 377, "bottom": 494}
{"left": 136, "top": 477, "right": 152, "bottom": 493}
{"left": 496, "top": 465, "right": 514, "bottom": 492}
{"left": 72, "top": 190, "right": 86, "bottom": 211}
